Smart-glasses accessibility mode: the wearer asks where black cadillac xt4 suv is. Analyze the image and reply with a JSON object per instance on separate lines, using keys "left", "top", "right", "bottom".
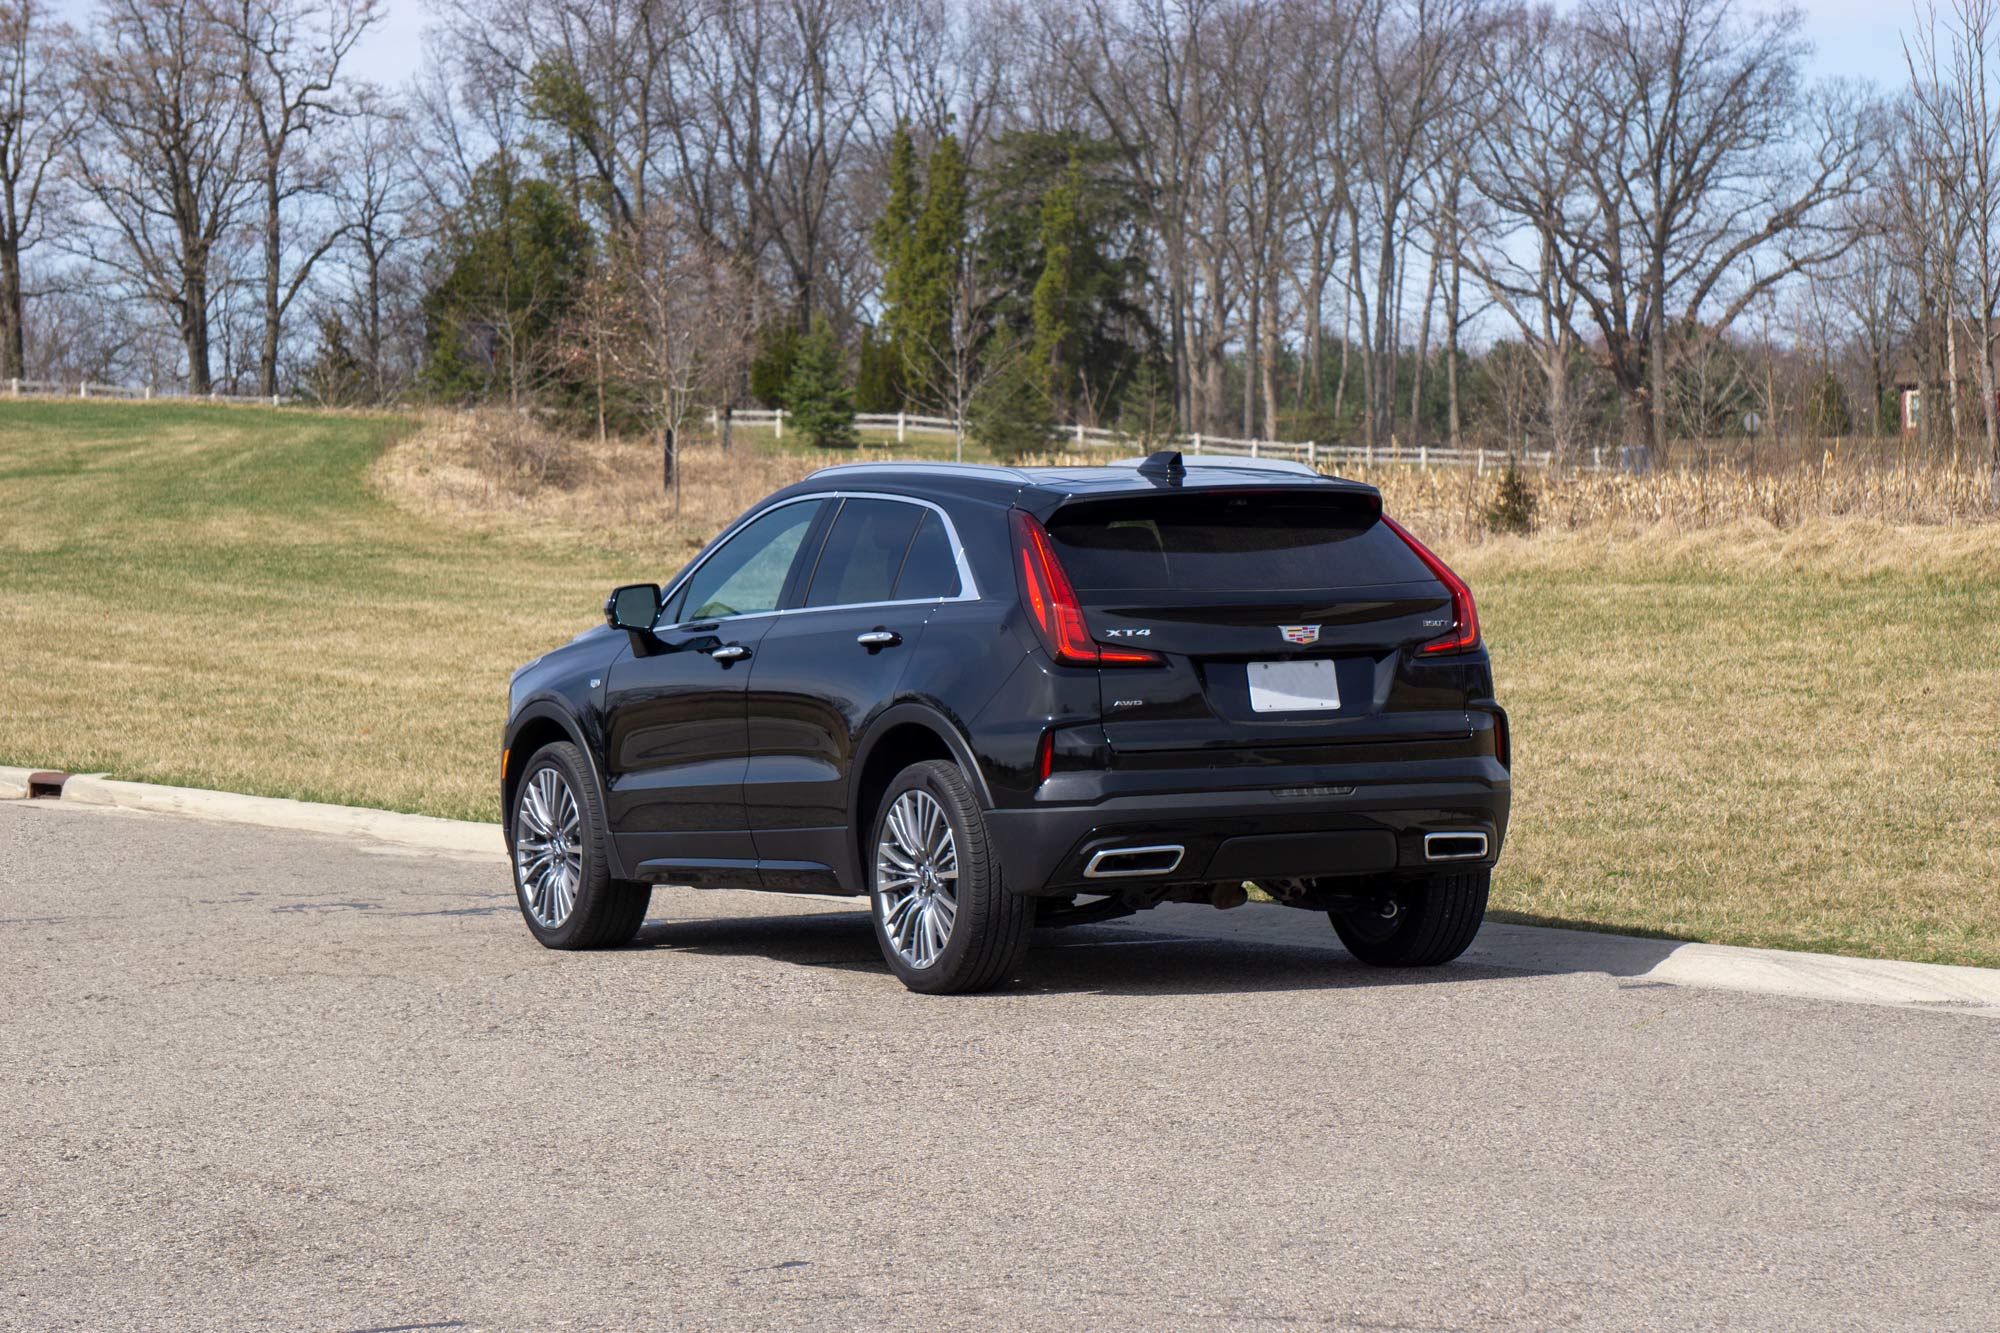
{"left": 503, "top": 452, "right": 1510, "bottom": 993}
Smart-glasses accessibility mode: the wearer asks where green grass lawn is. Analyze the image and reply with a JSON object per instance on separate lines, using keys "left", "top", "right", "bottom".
{"left": 2, "top": 400, "right": 1996, "bottom": 966}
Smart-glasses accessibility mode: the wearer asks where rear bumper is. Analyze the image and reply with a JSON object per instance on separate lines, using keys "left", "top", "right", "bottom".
{"left": 984, "top": 759, "right": 1510, "bottom": 896}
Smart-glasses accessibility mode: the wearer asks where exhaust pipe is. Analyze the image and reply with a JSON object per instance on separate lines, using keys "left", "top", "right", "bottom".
{"left": 1423, "top": 831, "right": 1489, "bottom": 862}
{"left": 1083, "top": 845, "right": 1186, "bottom": 879}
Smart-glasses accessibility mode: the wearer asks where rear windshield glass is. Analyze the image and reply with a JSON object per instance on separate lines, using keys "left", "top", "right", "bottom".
{"left": 1045, "top": 492, "right": 1428, "bottom": 592}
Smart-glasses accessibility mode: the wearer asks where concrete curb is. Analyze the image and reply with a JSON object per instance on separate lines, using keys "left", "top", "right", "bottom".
{"left": 57, "top": 775, "right": 505, "bottom": 857}
{"left": 13, "top": 770, "right": 1998, "bottom": 1017}
{"left": 1133, "top": 906, "right": 2000, "bottom": 1017}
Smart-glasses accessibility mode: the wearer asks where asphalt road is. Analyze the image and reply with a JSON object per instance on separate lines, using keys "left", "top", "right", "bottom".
{"left": 3, "top": 800, "right": 1995, "bottom": 1332}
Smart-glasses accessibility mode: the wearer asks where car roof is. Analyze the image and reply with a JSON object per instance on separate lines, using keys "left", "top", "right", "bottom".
{"left": 800, "top": 454, "right": 1380, "bottom": 507}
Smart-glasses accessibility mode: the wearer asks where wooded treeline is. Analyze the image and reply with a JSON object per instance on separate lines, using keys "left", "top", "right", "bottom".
{"left": 7, "top": 0, "right": 2000, "bottom": 469}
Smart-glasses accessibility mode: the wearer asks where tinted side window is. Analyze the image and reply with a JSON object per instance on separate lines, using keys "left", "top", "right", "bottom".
{"left": 804, "top": 499, "right": 924, "bottom": 607}
{"left": 678, "top": 500, "right": 825, "bottom": 620}
{"left": 891, "top": 510, "right": 962, "bottom": 600}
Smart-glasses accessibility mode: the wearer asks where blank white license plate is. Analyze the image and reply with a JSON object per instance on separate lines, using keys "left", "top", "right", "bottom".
{"left": 1247, "top": 659, "right": 1341, "bottom": 713}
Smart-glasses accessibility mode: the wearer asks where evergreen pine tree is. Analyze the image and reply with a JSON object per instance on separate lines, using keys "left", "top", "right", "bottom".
{"left": 854, "top": 325, "right": 900, "bottom": 413}
{"left": 1031, "top": 152, "right": 1084, "bottom": 418}
{"left": 905, "top": 134, "right": 967, "bottom": 393}
{"left": 1116, "top": 355, "right": 1177, "bottom": 445}
{"left": 969, "top": 332, "right": 1055, "bottom": 461}
{"left": 784, "top": 319, "right": 860, "bottom": 448}
{"left": 871, "top": 123, "right": 921, "bottom": 403}
{"left": 747, "top": 322, "right": 800, "bottom": 407}
{"left": 1805, "top": 370, "right": 1852, "bottom": 438}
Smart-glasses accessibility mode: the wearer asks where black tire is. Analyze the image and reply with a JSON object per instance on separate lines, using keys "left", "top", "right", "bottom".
{"left": 867, "top": 760, "right": 1033, "bottom": 994}
{"left": 1329, "top": 869, "right": 1489, "bottom": 967}
{"left": 509, "top": 741, "right": 650, "bottom": 950}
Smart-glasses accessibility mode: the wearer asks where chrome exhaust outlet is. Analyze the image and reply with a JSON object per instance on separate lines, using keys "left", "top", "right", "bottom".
{"left": 1424, "top": 831, "right": 1489, "bottom": 862}
{"left": 1083, "top": 845, "right": 1186, "bottom": 879}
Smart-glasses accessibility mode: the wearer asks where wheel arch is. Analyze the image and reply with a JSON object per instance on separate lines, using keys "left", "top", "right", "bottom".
{"left": 503, "top": 701, "right": 617, "bottom": 870}
{"left": 846, "top": 703, "right": 992, "bottom": 891}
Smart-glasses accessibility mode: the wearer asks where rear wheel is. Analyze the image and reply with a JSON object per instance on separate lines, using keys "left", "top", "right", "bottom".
{"left": 1330, "top": 869, "right": 1489, "bottom": 967}
{"left": 510, "top": 741, "right": 650, "bottom": 950}
{"left": 869, "top": 760, "right": 1033, "bottom": 994}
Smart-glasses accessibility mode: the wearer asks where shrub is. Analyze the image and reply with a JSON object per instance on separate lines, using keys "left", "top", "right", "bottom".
{"left": 1484, "top": 460, "right": 1539, "bottom": 535}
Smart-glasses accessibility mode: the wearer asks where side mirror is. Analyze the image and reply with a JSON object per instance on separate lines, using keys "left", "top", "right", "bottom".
{"left": 604, "top": 583, "right": 661, "bottom": 633}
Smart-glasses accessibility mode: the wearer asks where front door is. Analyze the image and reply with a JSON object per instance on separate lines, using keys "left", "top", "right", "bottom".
{"left": 603, "top": 498, "right": 829, "bottom": 880}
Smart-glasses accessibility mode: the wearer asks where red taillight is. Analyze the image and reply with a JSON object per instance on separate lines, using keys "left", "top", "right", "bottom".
{"left": 1010, "top": 510, "right": 1163, "bottom": 666}
{"left": 1035, "top": 728, "right": 1054, "bottom": 783}
{"left": 1382, "top": 515, "right": 1479, "bottom": 654}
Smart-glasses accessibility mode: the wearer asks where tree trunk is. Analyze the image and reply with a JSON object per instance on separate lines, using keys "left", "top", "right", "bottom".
{"left": 0, "top": 237, "right": 22, "bottom": 381}
{"left": 365, "top": 246, "right": 383, "bottom": 402}
{"left": 1444, "top": 244, "right": 1462, "bottom": 451}
{"left": 1262, "top": 270, "right": 1281, "bottom": 441}
{"left": 1243, "top": 280, "right": 1259, "bottom": 439}
{"left": 184, "top": 268, "right": 213, "bottom": 396}
{"left": 1409, "top": 244, "right": 1439, "bottom": 444}
{"left": 259, "top": 172, "right": 282, "bottom": 398}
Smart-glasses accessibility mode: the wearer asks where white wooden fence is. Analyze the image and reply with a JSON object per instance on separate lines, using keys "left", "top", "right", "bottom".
{"left": 714, "top": 405, "right": 1556, "bottom": 472}
{"left": 5, "top": 378, "right": 290, "bottom": 405}
{"left": 0, "top": 383, "right": 1568, "bottom": 469}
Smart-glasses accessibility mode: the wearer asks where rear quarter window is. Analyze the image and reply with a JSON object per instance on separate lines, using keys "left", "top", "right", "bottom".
{"left": 1046, "top": 491, "right": 1428, "bottom": 592}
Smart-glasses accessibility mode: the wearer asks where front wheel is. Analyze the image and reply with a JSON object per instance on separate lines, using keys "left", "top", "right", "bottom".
{"left": 510, "top": 741, "right": 650, "bottom": 950}
{"left": 1330, "top": 869, "right": 1489, "bottom": 967}
{"left": 869, "top": 760, "right": 1033, "bottom": 994}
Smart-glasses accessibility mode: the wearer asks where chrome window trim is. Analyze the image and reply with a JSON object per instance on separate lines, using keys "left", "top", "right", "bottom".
{"left": 656, "top": 490, "right": 981, "bottom": 631}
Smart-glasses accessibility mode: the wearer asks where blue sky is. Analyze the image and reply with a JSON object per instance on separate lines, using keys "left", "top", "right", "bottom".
{"left": 49, "top": 0, "right": 1920, "bottom": 98}
{"left": 348, "top": 0, "right": 1919, "bottom": 95}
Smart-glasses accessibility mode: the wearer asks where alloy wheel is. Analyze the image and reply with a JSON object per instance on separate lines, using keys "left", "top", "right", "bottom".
{"left": 875, "top": 788, "right": 959, "bottom": 969}
{"left": 516, "top": 765, "right": 583, "bottom": 928}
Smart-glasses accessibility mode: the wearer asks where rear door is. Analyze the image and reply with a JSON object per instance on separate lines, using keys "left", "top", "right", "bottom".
{"left": 1041, "top": 488, "right": 1470, "bottom": 764}
{"left": 743, "top": 498, "right": 964, "bottom": 886}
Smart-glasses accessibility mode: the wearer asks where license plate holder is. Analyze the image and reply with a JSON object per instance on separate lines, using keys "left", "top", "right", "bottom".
{"left": 1247, "top": 659, "right": 1341, "bottom": 713}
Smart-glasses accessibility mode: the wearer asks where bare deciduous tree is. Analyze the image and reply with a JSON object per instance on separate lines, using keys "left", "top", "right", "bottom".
{"left": 219, "top": 0, "right": 379, "bottom": 396}
{"left": 1905, "top": 0, "right": 2000, "bottom": 479}
{"left": 0, "top": 0, "right": 77, "bottom": 381}
{"left": 67, "top": 0, "right": 251, "bottom": 394}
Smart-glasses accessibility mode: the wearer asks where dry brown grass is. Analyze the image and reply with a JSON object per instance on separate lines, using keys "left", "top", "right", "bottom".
{"left": 1324, "top": 453, "right": 2000, "bottom": 551}
{"left": 373, "top": 409, "right": 826, "bottom": 560}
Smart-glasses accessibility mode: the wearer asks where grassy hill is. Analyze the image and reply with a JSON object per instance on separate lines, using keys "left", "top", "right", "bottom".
{"left": 2, "top": 399, "right": 1995, "bottom": 966}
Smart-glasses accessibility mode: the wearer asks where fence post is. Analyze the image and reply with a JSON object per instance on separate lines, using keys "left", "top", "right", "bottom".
{"left": 1190, "top": 432, "right": 1202, "bottom": 454}
{"left": 775, "top": 409, "right": 784, "bottom": 440}
{"left": 145, "top": 384, "right": 153, "bottom": 399}
{"left": 1477, "top": 446, "right": 1486, "bottom": 474}
{"left": 1420, "top": 444, "right": 1428, "bottom": 468}
{"left": 7, "top": 378, "right": 14, "bottom": 396}
{"left": 897, "top": 411, "right": 906, "bottom": 443}
{"left": 79, "top": 382, "right": 88, "bottom": 399}
{"left": 1366, "top": 441, "right": 1374, "bottom": 465}
{"left": 1593, "top": 445, "right": 1602, "bottom": 470}
{"left": 1307, "top": 440, "right": 1317, "bottom": 467}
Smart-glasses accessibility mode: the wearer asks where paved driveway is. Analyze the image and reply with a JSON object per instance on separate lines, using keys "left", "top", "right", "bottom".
{"left": 3, "top": 800, "right": 1994, "bottom": 1331}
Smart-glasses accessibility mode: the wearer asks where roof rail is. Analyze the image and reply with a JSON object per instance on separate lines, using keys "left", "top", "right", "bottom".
{"left": 1110, "top": 452, "right": 1322, "bottom": 478}
{"left": 806, "top": 460, "right": 1035, "bottom": 482}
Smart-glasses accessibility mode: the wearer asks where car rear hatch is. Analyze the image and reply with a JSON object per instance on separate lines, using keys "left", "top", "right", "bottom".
{"left": 1034, "top": 485, "right": 1474, "bottom": 768}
